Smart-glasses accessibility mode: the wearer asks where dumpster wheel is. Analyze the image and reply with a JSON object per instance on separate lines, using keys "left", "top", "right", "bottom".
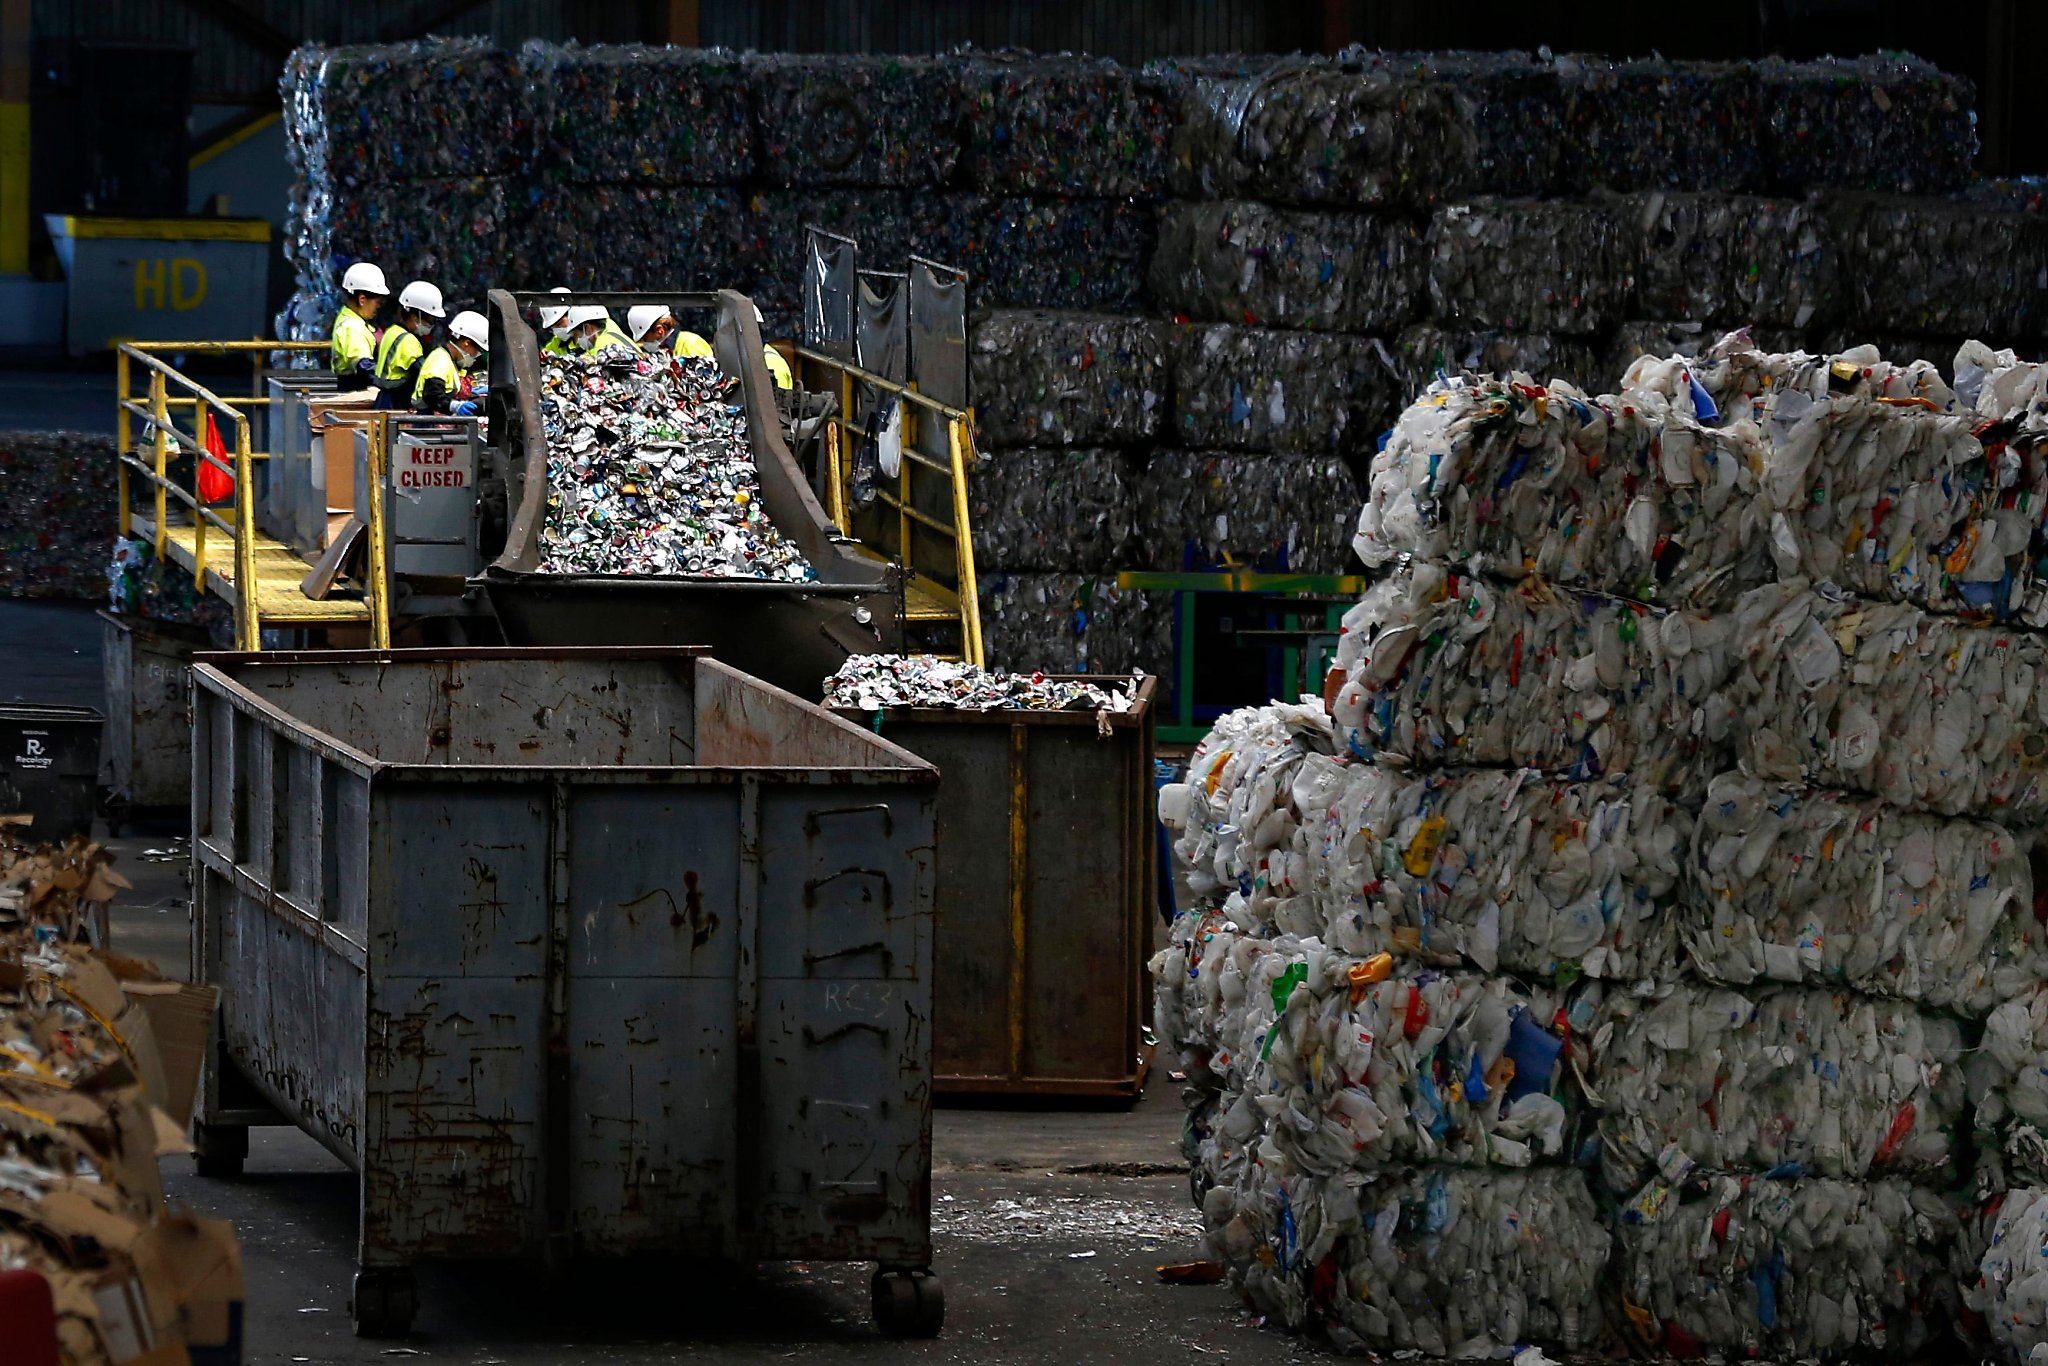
{"left": 191, "top": 1122, "right": 247, "bottom": 1179}
{"left": 871, "top": 1267, "right": 944, "bottom": 1338}
{"left": 352, "top": 1267, "right": 418, "bottom": 1338}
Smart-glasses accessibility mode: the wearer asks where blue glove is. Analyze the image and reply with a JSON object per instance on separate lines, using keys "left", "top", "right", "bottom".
{"left": 451, "top": 400, "right": 480, "bottom": 417}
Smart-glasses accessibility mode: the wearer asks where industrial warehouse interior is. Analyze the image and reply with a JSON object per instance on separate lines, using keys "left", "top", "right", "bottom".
{"left": 4, "top": 0, "right": 2048, "bottom": 1362}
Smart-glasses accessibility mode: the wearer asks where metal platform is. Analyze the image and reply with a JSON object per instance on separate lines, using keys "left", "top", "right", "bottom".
{"left": 131, "top": 513, "right": 370, "bottom": 627}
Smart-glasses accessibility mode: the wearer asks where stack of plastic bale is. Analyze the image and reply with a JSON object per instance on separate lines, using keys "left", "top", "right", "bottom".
{"left": 743, "top": 53, "right": 959, "bottom": 329}
{"left": 0, "top": 433, "right": 118, "bottom": 600}
{"left": 1396, "top": 325, "right": 1600, "bottom": 394}
{"left": 1426, "top": 197, "right": 1630, "bottom": 339}
{"left": 1830, "top": 195, "right": 2048, "bottom": 356}
{"left": 1144, "top": 198, "right": 1422, "bottom": 568}
{"left": 969, "top": 310, "right": 1167, "bottom": 677}
{"left": 1152, "top": 700, "right": 1618, "bottom": 1356}
{"left": 1565, "top": 58, "right": 1768, "bottom": 194}
{"left": 520, "top": 42, "right": 755, "bottom": 297}
{"left": 278, "top": 38, "right": 527, "bottom": 324}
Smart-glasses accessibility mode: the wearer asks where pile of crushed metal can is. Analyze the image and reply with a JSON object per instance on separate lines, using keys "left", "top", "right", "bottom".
{"left": 535, "top": 348, "right": 813, "bottom": 581}
{"left": 1156, "top": 336, "right": 2048, "bottom": 1362}
{"left": 822, "top": 653, "right": 1135, "bottom": 712}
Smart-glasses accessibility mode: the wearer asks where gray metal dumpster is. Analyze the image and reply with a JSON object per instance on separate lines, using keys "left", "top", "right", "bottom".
{"left": 98, "top": 610, "right": 214, "bottom": 827}
{"left": 189, "top": 647, "right": 943, "bottom": 1338}
{"left": 835, "top": 677, "right": 1156, "bottom": 1099}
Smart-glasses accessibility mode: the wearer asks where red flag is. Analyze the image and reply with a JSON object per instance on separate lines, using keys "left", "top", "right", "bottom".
{"left": 198, "top": 410, "right": 235, "bottom": 504}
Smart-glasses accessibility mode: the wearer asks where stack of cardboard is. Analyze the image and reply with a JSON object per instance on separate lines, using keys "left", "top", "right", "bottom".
{"left": 0, "top": 829, "right": 241, "bottom": 1365}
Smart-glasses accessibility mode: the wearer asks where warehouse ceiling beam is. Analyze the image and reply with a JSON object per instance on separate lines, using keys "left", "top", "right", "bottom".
{"left": 162, "top": 0, "right": 295, "bottom": 60}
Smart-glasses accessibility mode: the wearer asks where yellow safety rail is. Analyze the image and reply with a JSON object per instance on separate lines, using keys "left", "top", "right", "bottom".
{"left": 114, "top": 341, "right": 391, "bottom": 650}
{"left": 795, "top": 346, "right": 984, "bottom": 667}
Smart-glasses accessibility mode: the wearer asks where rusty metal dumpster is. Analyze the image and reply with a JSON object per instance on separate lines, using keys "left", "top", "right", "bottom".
{"left": 837, "top": 676, "right": 1156, "bottom": 1099}
{"left": 189, "top": 647, "right": 943, "bottom": 1338}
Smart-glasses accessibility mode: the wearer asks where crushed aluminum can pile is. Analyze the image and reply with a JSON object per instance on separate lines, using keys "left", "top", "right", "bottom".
{"left": 823, "top": 653, "right": 1136, "bottom": 712}
{"left": 536, "top": 347, "right": 814, "bottom": 581}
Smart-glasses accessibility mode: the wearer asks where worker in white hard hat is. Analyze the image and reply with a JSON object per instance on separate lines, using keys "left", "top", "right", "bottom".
{"left": 373, "top": 280, "right": 445, "bottom": 410}
{"left": 751, "top": 302, "right": 793, "bottom": 391}
{"left": 565, "top": 304, "right": 637, "bottom": 357}
{"left": 625, "top": 304, "right": 714, "bottom": 361}
{"left": 331, "top": 262, "right": 390, "bottom": 388}
{"left": 415, "top": 310, "right": 489, "bottom": 416}
{"left": 537, "top": 286, "right": 575, "bottom": 357}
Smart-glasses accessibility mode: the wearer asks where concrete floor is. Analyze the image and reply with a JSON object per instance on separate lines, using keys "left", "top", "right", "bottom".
{"left": 0, "top": 596, "right": 1304, "bottom": 1363}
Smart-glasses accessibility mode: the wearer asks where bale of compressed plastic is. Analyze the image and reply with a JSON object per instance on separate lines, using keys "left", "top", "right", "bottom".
{"left": 281, "top": 39, "right": 526, "bottom": 188}
{"left": 1170, "top": 325, "right": 1400, "bottom": 456}
{"left": 1616, "top": 1175, "right": 1959, "bottom": 1359}
{"left": 1686, "top": 772, "right": 2045, "bottom": 1015}
{"left": 1131, "top": 451, "right": 1358, "bottom": 574}
{"left": 1593, "top": 981, "right": 1968, "bottom": 1188}
{"left": 1625, "top": 193, "right": 1840, "bottom": 330}
{"left": 967, "top": 448, "right": 1141, "bottom": 574}
{"left": 958, "top": 52, "right": 1177, "bottom": 197}
{"left": 1570, "top": 60, "right": 1768, "bottom": 194}
{"left": 1970, "top": 1187, "right": 2048, "bottom": 1361}
{"left": 536, "top": 183, "right": 754, "bottom": 292}
{"left": 744, "top": 52, "right": 961, "bottom": 188}
{"left": 299, "top": 175, "right": 525, "bottom": 314}
{"left": 1747, "top": 349, "right": 2048, "bottom": 621}
{"left": 1601, "top": 321, "right": 1716, "bottom": 389}
{"left": 1164, "top": 698, "right": 1335, "bottom": 909}
{"left": 520, "top": 41, "right": 752, "bottom": 184}
{"left": 1968, "top": 987, "right": 2048, "bottom": 1189}
{"left": 1328, "top": 562, "right": 1739, "bottom": 793}
{"left": 1207, "top": 1162, "right": 1609, "bottom": 1357}
{"left": 1727, "top": 580, "right": 2048, "bottom": 824}
{"left": 1148, "top": 200, "right": 1425, "bottom": 333}
{"left": 1184, "top": 932, "right": 1588, "bottom": 1171}
{"left": 1833, "top": 196, "right": 2048, "bottom": 338}
{"left": 969, "top": 311, "right": 1165, "bottom": 449}
{"left": 0, "top": 433, "right": 118, "bottom": 599}
{"left": 1169, "top": 53, "right": 1475, "bottom": 209}
{"left": 1760, "top": 56, "right": 1975, "bottom": 196}
{"left": 1407, "top": 51, "right": 1571, "bottom": 199}
{"left": 929, "top": 194, "right": 1155, "bottom": 313}
{"left": 1396, "top": 325, "right": 1600, "bottom": 392}
{"left": 1428, "top": 198, "right": 1629, "bottom": 335}
{"left": 977, "top": 573, "right": 1167, "bottom": 677}
{"left": 1353, "top": 368, "right": 1770, "bottom": 607}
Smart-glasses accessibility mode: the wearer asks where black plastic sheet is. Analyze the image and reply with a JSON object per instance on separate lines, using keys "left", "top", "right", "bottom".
{"left": 521, "top": 41, "right": 752, "bottom": 185}
{"left": 1170, "top": 325, "right": 1401, "bottom": 455}
{"left": 1132, "top": 451, "right": 1358, "bottom": 573}
{"left": 1149, "top": 200, "right": 1424, "bottom": 333}
{"left": 745, "top": 53, "right": 960, "bottom": 188}
{"left": 970, "top": 310, "right": 1166, "bottom": 450}
{"left": 977, "top": 573, "right": 1169, "bottom": 677}
{"left": 958, "top": 52, "right": 1178, "bottom": 197}
{"left": 1833, "top": 195, "right": 2048, "bottom": 339}
{"left": 282, "top": 39, "right": 525, "bottom": 189}
{"left": 1168, "top": 53, "right": 1475, "bottom": 209}
{"left": 1626, "top": 193, "right": 1840, "bottom": 330}
{"left": 1760, "top": 56, "right": 1975, "bottom": 196}
{"left": 968, "top": 449, "right": 1142, "bottom": 573}
{"left": 1428, "top": 198, "right": 1629, "bottom": 336}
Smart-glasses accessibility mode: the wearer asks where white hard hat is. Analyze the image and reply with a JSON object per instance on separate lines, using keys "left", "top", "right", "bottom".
{"left": 398, "top": 280, "right": 446, "bottom": 319}
{"left": 448, "top": 311, "right": 489, "bottom": 350}
{"left": 538, "top": 286, "right": 573, "bottom": 329}
{"left": 626, "top": 304, "right": 673, "bottom": 343}
{"left": 341, "top": 262, "right": 390, "bottom": 296}
{"left": 565, "top": 304, "right": 610, "bottom": 330}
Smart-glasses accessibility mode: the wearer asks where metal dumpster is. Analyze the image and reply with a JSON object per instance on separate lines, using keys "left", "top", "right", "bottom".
{"left": 837, "top": 677, "right": 1156, "bottom": 1099}
{"left": 190, "top": 648, "right": 943, "bottom": 1338}
{"left": 98, "top": 610, "right": 213, "bottom": 828}
{"left": 0, "top": 703, "right": 105, "bottom": 843}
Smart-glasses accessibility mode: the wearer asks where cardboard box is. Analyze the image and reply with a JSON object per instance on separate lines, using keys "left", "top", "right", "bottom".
{"left": 117, "top": 980, "right": 218, "bottom": 1130}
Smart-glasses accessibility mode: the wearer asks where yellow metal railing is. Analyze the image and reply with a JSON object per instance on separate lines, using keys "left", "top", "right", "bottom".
{"left": 796, "top": 346, "right": 983, "bottom": 666}
{"left": 115, "top": 341, "right": 392, "bottom": 649}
